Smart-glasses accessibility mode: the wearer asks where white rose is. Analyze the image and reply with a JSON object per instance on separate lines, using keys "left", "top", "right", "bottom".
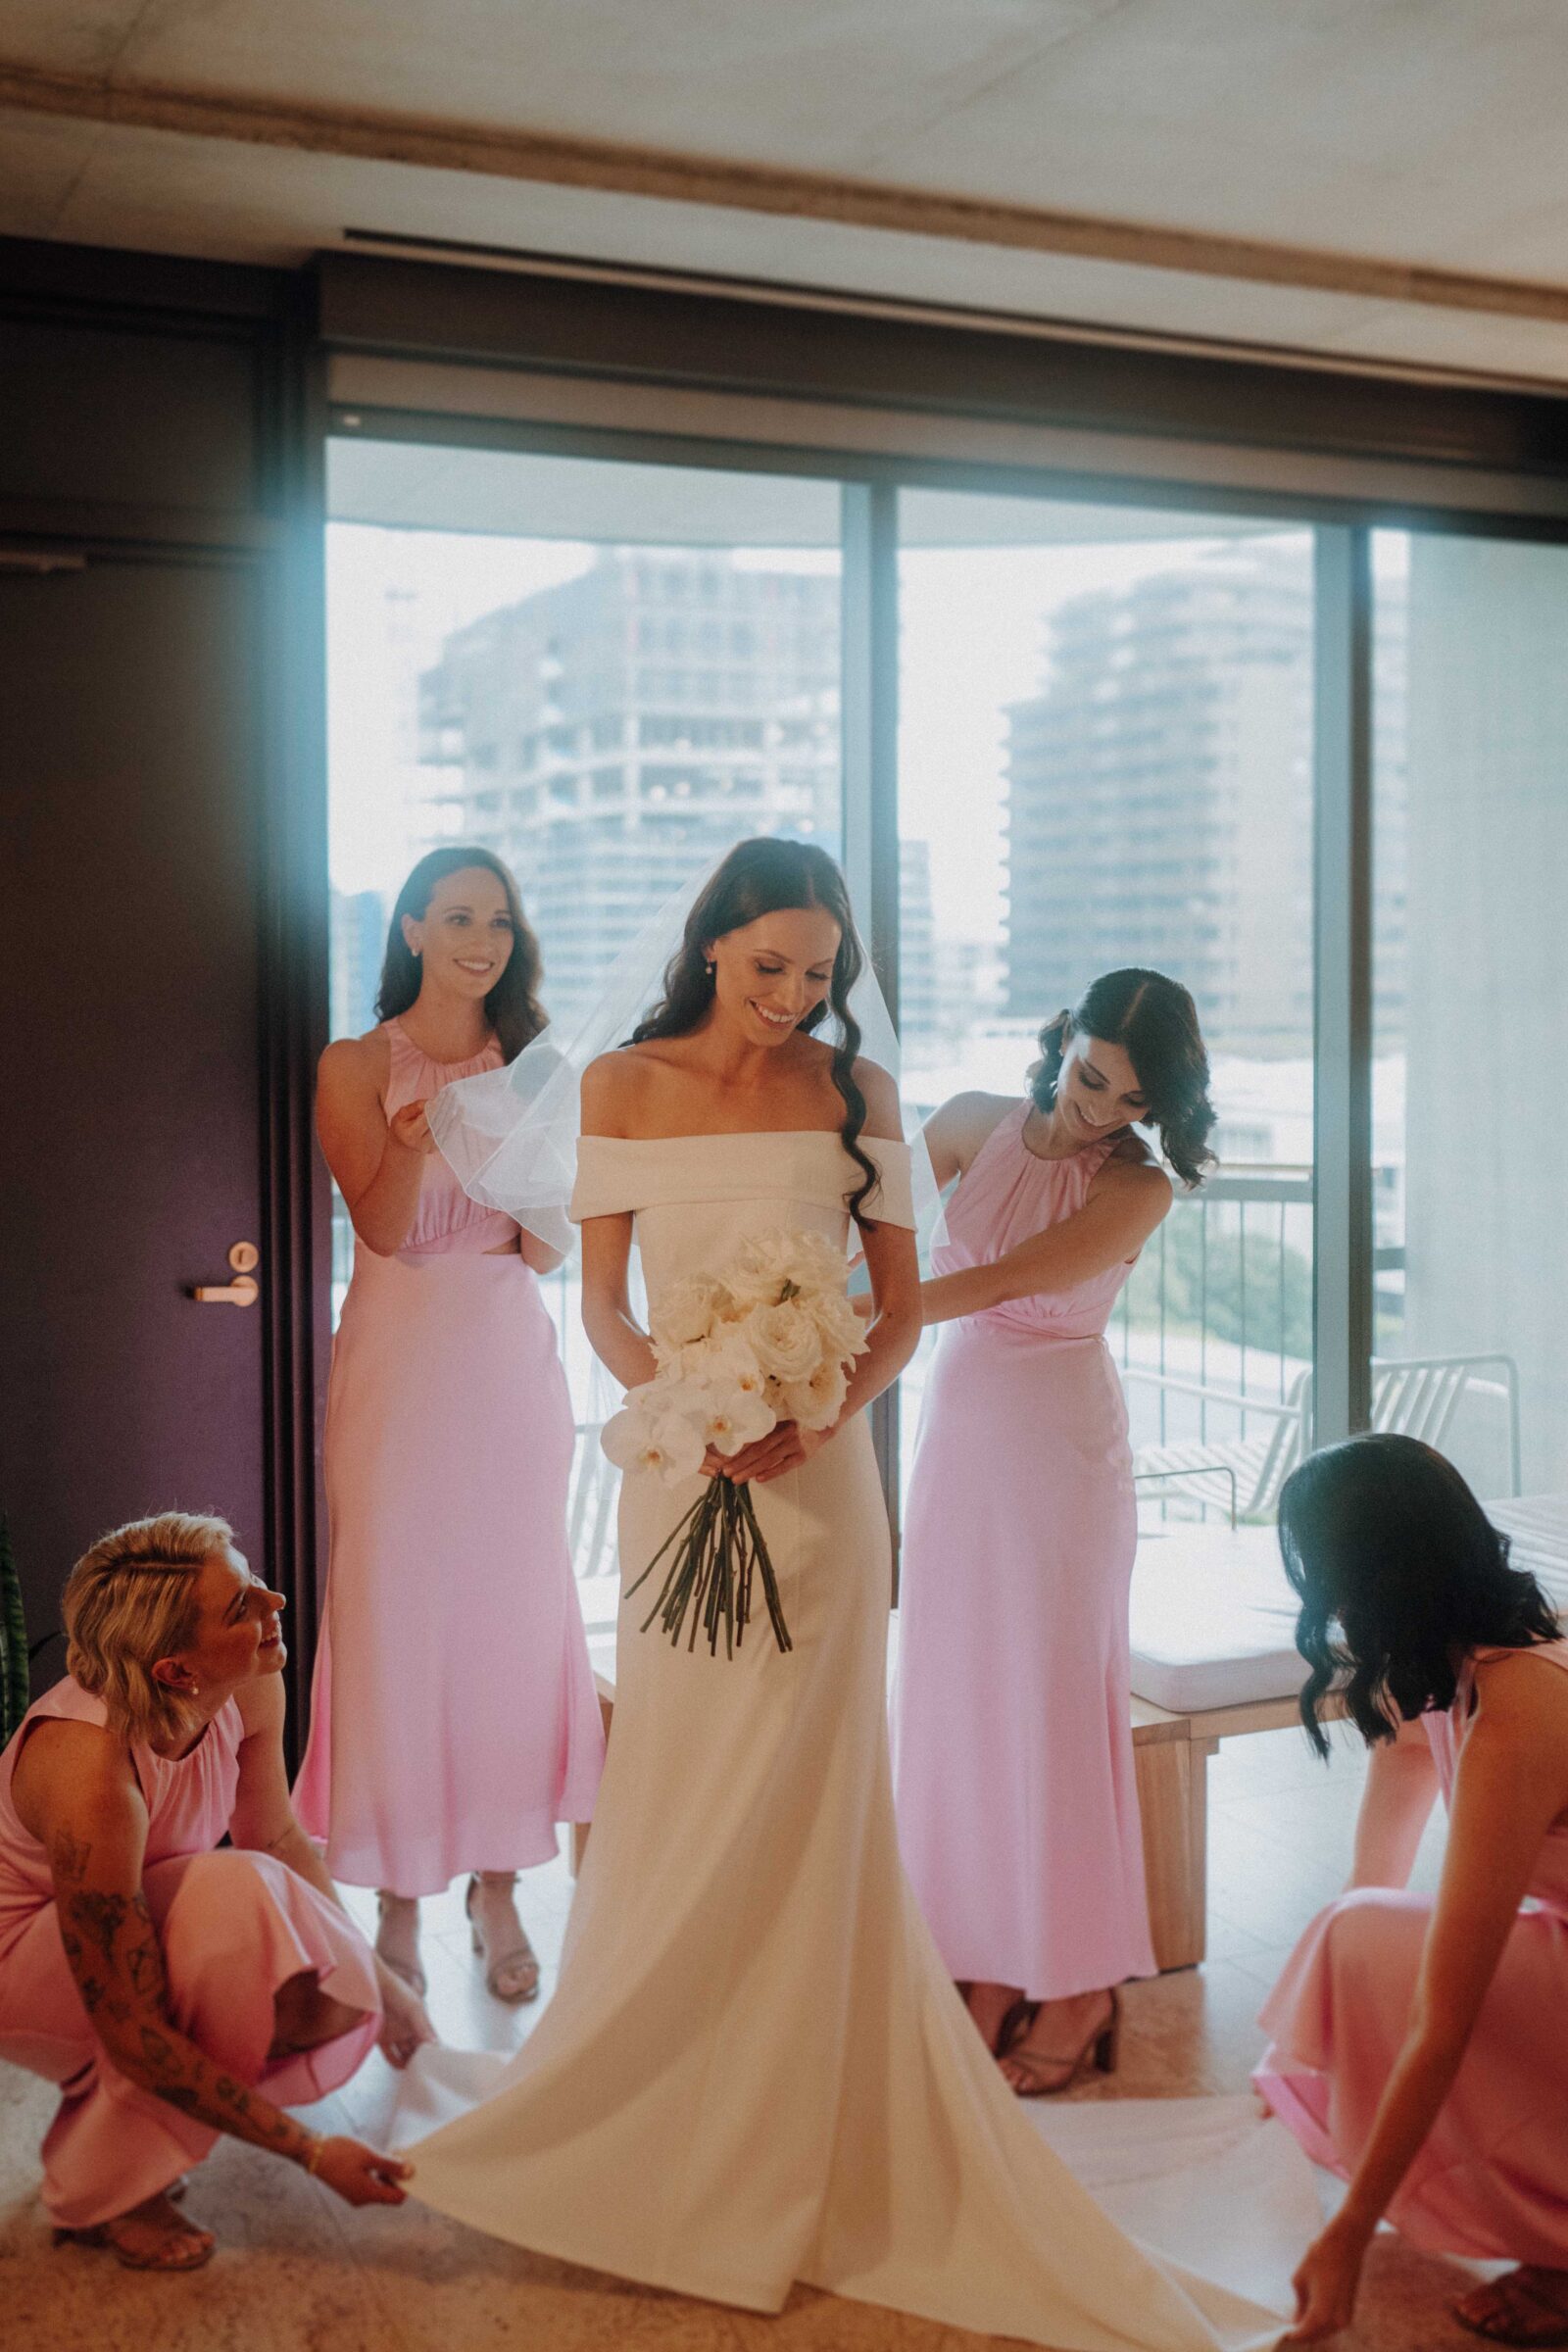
{"left": 649, "top": 1277, "right": 731, "bottom": 1357}
{"left": 745, "top": 1298, "right": 822, "bottom": 1384}
{"left": 779, "top": 1357, "right": 849, "bottom": 1431}
{"left": 724, "top": 1228, "right": 803, "bottom": 1307}
{"left": 808, "top": 1289, "right": 870, "bottom": 1363}
{"left": 783, "top": 1229, "right": 851, "bottom": 1294}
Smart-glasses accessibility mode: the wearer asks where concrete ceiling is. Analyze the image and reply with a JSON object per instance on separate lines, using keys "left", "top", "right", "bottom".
{"left": 4, "top": 0, "right": 1568, "bottom": 385}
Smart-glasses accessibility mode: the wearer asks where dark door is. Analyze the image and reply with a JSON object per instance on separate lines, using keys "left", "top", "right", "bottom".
{"left": 1, "top": 550, "right": 269, "bottom": 1678}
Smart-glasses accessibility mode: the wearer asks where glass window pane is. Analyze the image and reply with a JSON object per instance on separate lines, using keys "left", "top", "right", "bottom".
{"left": 325, "top": 441, "right": 843, "bottom": 1626}
{"left": 897, "top": 490, "right": 1316, "bottom": 1530}
{"left": 1373, "top": 529, "right": 1567, "bottom": 1506}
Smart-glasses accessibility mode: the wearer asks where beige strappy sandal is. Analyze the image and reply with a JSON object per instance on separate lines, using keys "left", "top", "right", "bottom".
{"left": 55, "top": 2189, "right": 215, "bottom": 2272}
{"left": 466, "top": 1873, "right": 541, "bottom": 2003}
{"left": 374, "top": 1890, "right": 428, "bottom": 1999}
{"left": 999, "top": 1987, "right": 1121, "bottom": 2098}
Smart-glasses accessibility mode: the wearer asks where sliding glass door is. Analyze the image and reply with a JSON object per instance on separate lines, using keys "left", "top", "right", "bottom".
{"left": 323, "top": 412, "right": 1568, "bottom": 1605}
{"left": 896, "top": 490, "right": 1316, "bottom": 1527}
{"left": 1372, "top": 528, "right": 1568, "bottom": 1506}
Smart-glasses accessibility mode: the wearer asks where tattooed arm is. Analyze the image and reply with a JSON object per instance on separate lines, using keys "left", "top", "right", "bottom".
{"left": 20, "top": 1719, "right": 409, "bottom": 2207}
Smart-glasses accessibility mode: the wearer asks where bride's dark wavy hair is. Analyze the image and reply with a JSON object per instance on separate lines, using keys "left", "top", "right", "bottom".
{"left": 375, "top": 847, "right": 546, "bottom": 1065}
{"left": 1031, "top": 968, "right": 1215, "bottom": 1188}
{"left": 628, "top": 836, "right": 881, "bottom": 1221}
{"left": 1279, "top": 1433, "right": 1558, "bottom": 1759}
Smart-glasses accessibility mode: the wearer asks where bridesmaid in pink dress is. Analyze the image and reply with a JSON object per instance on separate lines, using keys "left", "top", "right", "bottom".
{"left": 0, "top": 1512, "right": 416, "bottom": 2271}
{"left": 1255, "top": 1435, "right": 1568, "bottom": 2349}
{"left": 295, "top": 849, "right": 603, "bottom": 2005}
{"left": 894, "top": 970, "right": 1215, "bottom": 2094}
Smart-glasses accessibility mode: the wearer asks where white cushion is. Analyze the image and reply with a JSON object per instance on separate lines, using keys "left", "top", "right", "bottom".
{"left": 1129, "top": 1494, "right": 1568, "bottom": 1716}
{"left": 1130, "top": 1524, "right": 1302, "bottom": 1713}
{"left": 1488, "top": 1495, "right": 1568, "bottom": 1614}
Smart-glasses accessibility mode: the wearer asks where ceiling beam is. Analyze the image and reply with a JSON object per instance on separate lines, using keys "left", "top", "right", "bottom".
{"left": 6, "top": 58, "right": 1568, "bottom": 327}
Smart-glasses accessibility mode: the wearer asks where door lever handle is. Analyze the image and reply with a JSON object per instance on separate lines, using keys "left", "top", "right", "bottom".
{"left": 192, "top": 1276, "right": 259, "bottom": 1307}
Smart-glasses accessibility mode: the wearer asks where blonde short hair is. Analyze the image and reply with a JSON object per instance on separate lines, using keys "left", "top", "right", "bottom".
{"left": 63, "top": 1512, "right": 233, "bottom": 1748}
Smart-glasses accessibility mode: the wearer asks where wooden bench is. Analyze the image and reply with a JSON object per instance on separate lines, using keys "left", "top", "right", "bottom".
{"left": 1132, "top": 1687, "right": 1348, "bottom": 1970}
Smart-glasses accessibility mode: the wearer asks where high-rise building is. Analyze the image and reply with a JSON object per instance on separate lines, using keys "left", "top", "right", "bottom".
{"left": 329, "top": 887, "right": 388, "bottom": 1042}
{"left": 418, "top": 549, "right": 842, "bottom": 1032}
{"left": 897, "top": 837, "right": 938, "bottom": 1054}
{"left": 1003, "top": 544, "right": 1406, "bottom": 1055}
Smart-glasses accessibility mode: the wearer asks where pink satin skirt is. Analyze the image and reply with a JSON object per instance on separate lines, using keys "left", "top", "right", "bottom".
{"left": 1257, "top": 1885, "right": 1568, "bottom": 2264}
{"left": 295, "top": 1248, "right": 604, "bottom": 1893}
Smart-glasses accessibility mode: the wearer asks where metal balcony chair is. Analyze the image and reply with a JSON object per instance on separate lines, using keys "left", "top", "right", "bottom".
{"left": 1131, "top": 1351, "right": 1521, "bottom": 1524}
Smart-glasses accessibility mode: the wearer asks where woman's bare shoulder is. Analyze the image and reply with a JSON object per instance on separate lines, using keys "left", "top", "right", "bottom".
{"left": 940, "top": 1090, "right": 1019, "bottom": 1147}
{"left": 11, "top": 1714, "right": 138, "bottom": 1835}
{"left": 318, "top": 1029, "right": 390, "bottom": 1099}
{"left": 1096, "top": 1136, "right": 1174, "bottom": 1214}
{"left": 1109, "top": 1128, "right": 1157, "bottom": 1163}
{"left": 233, "top": 1674, "right": 286, "bottom": 1741}
{"left": 581, "top": 1048, "right": 659, "bottom": 1134}
{"left": 851, "top": 1054, "right": 904, "bottom": 1141}
{"left": 1471, "top": 1644, "right": 1568, "bottom": 1726}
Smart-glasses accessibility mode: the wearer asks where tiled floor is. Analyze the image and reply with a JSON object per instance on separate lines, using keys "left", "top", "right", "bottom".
{"left": 2, "top": 1722, "right": 1489, "bottom": 2351}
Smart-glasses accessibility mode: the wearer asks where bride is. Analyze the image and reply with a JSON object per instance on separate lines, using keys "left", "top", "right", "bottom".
{"left": 394, "top": 837, "right": 1279, "bottom": 2352}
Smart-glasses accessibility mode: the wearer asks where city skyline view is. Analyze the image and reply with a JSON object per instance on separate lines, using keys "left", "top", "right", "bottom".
{"left": 322, "top": 458, "right": 1550, "bottom": 1547}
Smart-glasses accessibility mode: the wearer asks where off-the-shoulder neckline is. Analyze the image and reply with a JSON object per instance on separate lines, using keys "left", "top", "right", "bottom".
{"left": 581, "top": 1129, "right": 908, "bottom": 1147}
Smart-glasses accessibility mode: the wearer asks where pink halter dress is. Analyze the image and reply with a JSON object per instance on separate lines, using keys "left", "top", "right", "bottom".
{"left": 1257, "top": 1638, "right": 1568, "bottom": 2264}
{"left": 0, "top": 1676, "right": 379, "bottom": 2229}
{"left": 294, "top": 1019, "right": 604, "bottom": 1894}
{"left": 893, "top": 1102, "right": 1157, "bottom": 2001}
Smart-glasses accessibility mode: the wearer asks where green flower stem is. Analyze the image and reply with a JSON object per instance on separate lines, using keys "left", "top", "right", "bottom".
{"left": 624, "top": 1476, "right": 792, "bottom": 1658}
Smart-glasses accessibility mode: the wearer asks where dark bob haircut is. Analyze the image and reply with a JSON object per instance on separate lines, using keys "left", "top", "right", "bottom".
{"left": 1278, "top": 1432, "right": 1557, "bottom": 1758}
{"left": 1030, "top": 968, "right": 1216, "bottom": 1189}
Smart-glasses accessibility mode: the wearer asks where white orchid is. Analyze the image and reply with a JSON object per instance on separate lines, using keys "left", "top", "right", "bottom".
{"left": 601, "top": 1396, "right": 707, "bottom": 1483}
{"left": 701, "top": 1331, "right": 771, "bottom": 1398}
{"left": 691, "top": 1381, "right": 776, "bottom": 1457}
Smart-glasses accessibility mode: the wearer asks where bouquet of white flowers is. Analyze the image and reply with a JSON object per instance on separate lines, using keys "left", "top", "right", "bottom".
{"left": 602, "top": 1226, "right": 870, "bottom": 1657}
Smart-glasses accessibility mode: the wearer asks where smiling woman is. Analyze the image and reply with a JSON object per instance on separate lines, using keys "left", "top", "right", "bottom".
{"left": 293, "top": 849, "right": 605, "bottom": 2010}
{"left": 0, "top": 1513, "right": 416, "bottom": 2273}
{"left": 893, "top": 969, "right": 1215, "bottom": 2095}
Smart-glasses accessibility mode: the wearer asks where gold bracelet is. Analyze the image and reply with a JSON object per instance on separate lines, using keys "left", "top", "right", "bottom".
{"left": 304, "top": 2134, "right": 324, "bottom": 2177}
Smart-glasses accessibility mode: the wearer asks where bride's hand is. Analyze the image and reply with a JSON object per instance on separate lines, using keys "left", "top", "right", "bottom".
{"left": 716, "top": 1421, "right": 832, "bottom": 1485}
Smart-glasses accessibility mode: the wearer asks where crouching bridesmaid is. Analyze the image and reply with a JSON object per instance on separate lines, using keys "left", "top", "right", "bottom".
{"left": 0, "top": 1512, "right": 428, "bottom": 2271}
{"left": 1257, "top": 1436, "right": 1568, "bottom": 2347}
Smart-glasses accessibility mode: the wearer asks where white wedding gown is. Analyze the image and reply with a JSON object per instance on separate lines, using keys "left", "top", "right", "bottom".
{"left": 393, "top": 1132, "right": 1287, "bottom": 2351}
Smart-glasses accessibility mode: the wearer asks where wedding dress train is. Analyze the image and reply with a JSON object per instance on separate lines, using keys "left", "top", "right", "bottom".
{"left": 393, "top": 1131, "right": 1287, "bottom": 2351}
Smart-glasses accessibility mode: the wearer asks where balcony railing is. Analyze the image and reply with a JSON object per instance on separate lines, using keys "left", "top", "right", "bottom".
{"left": 1113, "top": 1163, "right": 1315, "bottom": 1422}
